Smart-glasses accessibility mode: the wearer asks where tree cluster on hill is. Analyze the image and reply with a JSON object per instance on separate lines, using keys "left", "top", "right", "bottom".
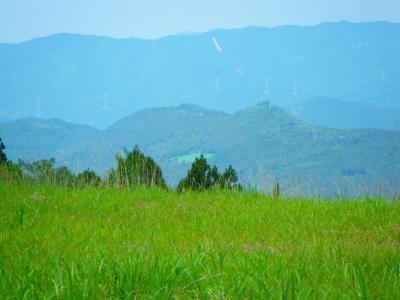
{"left": 1, "top": 158, "right": 102, "bottom": 188}
{"left": 0, "top": 137, "right": 103, "bottom": 188}
{"left": 1, "top": 138, "right": 239, "bottom": 191}
{"left": 177, "top": 155, "right": 240, "bottom": 191}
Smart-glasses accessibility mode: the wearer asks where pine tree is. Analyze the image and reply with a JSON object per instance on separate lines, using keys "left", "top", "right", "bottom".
{"left": 177, "top": 156, "right": 241, "bottom": 191}
{"left": 222, "top": 165, "right": 238, "bottom": 189}
{"left": 0, "top": 137, "right": 7, "bottom": 163}
{"left": 177, "top": 155, "right": 212, "bottom": 191}
{"left": 210, "top": 165, "right": 221, "bottom": 188}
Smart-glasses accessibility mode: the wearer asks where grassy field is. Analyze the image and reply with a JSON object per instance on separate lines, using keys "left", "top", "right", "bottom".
{"left": 0, "top": 184, "right": 399, "bottom": 299}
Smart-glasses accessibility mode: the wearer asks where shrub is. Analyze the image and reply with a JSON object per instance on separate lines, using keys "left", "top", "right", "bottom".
{"left": 108, "top": 146, "right": 166, "bottom": 189}
{"left": 76, "top": 170, "right": 102, "bottom": 187}
{"left": 177, "top": 155, "right": 240, "bottom": 191}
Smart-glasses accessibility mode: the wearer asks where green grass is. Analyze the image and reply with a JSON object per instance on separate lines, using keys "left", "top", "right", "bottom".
{"left": 0, "top": 184, "right": 399, "bottom": 299}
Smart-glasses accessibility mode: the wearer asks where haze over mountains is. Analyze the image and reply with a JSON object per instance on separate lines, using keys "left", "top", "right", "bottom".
{"left": 1, "top": 21, "right": 399, "bottom": 129}
{"left": 287, "top": 97, "right": 400, "bottom": 130}
{"left": 1, "top": 21, "right": 399, "bottom": 197}
{"left": 1, "top": 103, "right": 399, "bottom": 197}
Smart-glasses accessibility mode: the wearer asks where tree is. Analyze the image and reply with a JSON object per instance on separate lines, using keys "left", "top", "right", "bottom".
{"left": 210, "top": 165, "right": 222, "bottom": 187}
{"left": 177, "top": 155, "right": 212, "bottom": 191}
{"left": 16, "top": 158, "right": 77, "bottom": 186}
{"left": 222, "top": 165, "right": 239, "bottom": 189}
{"left": 76, "top": 170, "right": 101, "bottom": 187}
{"left": 177, "top": 155, "right": 241, "bottom": 191}
{"left": 113, "top": 146, "right": 166, "bottom": 188}
{"left": 272, "top": 182, "right": 280, "bottom": 198}
{"left": 18, "top": 158, "right": 56, "bottom": 185}
{"left": 55, "top": 166, "right": 75, "bottom": 187}
{"left": 0, "top": 137, "right": 7, "bottom": 163}
{"left": 0, "top": 160, "right": 23, "bottom": 184}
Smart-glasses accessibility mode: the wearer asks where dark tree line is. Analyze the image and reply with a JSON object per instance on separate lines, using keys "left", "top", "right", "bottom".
{"left": 1, "top": 138, "right": 239, "bottom": 191}
{"left": 1, "top": 158, "right": 102, "bottom": 188}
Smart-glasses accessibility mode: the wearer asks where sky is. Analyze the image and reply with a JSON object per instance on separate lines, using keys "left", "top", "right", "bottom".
{"left": 1, "top": 0, "right": 400, "bottom": 43}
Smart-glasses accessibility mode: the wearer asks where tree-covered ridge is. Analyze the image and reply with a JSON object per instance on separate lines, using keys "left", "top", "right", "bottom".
{"left": 0, "top": 22, "right": 399, "bottom": 128}
{"left": 0, "top": 140, "right": 239, "bottom": 191}
{"left": 1, "top": 102, "right": 399, "bottom": 197}
{"left": 286, "top": 97, "right": 400, "bottom": 131}
{"left": 0, "top": 157, "right": 101, "bottom": 189}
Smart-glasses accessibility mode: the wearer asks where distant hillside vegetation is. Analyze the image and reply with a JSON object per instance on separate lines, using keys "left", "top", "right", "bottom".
{"left": 1, "top": 21, "right": 399, "bottom": 128}
{"left": 1, "top": 102, "right": 399, "bottom": 197}
{"left": 286, "top": 97, "right": 400, "bottom": 130}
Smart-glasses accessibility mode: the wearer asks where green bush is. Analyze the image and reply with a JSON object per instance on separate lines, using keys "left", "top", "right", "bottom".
{"left": 107, "top": 146, "right": 166, "bottom": 189}
{"left": 177, "top": 155, "right": 240, "bottom": 191}
{"left": 76, "top": 170, "right": 102, "bottom": 188}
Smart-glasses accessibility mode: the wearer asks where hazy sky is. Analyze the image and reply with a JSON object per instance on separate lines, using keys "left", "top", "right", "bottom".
{"left": 1, "top": 0, "right": 399, "bottom": 43}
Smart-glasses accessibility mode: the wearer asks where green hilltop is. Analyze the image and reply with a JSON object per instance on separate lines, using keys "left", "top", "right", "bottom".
{"left": 1, "top": 22, "right": 400, "bottom": 128}
{"left": 1, "top": 102, "right": 399, "bottom": 197}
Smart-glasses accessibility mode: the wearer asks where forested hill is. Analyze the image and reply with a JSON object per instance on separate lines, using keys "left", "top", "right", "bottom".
{"left": 286, "top": 97, "right": 400, "bottom": 130}
{"left": 1, "top": 102, "right": 399, "bottom": 197}
{"left": 1, "top": 21, "right": 399, "bottom": 128}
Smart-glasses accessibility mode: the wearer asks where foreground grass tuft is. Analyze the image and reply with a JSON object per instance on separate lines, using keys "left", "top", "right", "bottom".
{"left": 0, "top": 184, "right": 399, "bottom": 298}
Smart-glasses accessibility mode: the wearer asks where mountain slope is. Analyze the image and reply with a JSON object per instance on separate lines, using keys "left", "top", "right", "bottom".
{"left": 0, "top": 118, "right": 98, "bottom": 167}
{"left": 286, "top": 97, "right": 400, "bottom": 130}
{"left": 1, "top": 21, "right": 399, "bottom": 128}
{"left": 1, "top": 103, "right": 399, "bottom": 197}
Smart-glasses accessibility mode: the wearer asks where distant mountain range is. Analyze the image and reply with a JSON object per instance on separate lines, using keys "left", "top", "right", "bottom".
{"left": 286, "top": 97, "right": 400, "bottom": 130}
{"left": 1, "top": 103, "right": 399, "bottom": 197}
{"left": 1, "top": 21, "right": 399, "bottom": 129}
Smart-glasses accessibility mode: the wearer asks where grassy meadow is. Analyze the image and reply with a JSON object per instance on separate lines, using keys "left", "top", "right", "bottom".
{"left": 0, "top": 183, "right": 399, "bottom": 299}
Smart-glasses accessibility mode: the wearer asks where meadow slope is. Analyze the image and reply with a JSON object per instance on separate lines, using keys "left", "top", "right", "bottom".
{"left": 0, "top": 184, "right": 399, "bottom": 298}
